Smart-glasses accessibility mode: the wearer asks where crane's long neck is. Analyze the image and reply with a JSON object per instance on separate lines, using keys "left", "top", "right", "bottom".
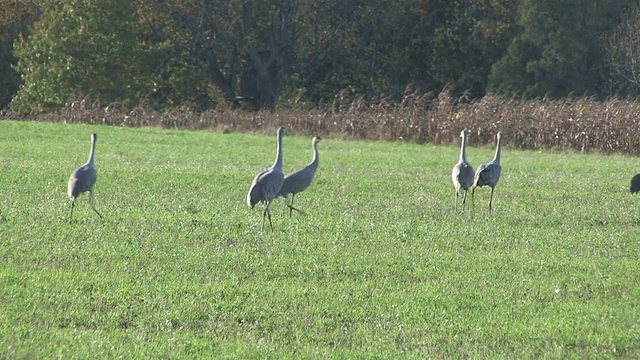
{"left": 273, "top": 131, "right": 283, "bottom": 171}
{"left": 310, "top": 140, "right": 319, "bottom": 167}
{"left": 459, "top": 134, "right": 468, "bottom": 163}
{"left": 493, "top": 135, "right": 502, "bottom": 163}
{"left": 87, "top": 136, "right": 96, "bottom": 166}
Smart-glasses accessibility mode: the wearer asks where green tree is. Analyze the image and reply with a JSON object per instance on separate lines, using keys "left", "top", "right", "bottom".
{"left": 0, "top": 0, "right": 39, "bottom": 109}
{"left": 489, "top": 0, "right": 634, "bottom": 98}
{"left": 154, "top": 0, "right": 300, "bottom": 110}
{"left": 293, "top": 0, "right": 518, "bottom": 104}
{"left": 412, "top": 0, "right": 520, "bottom": 99}
{"left": 607, "top": 4, "right": 640, "bottom": 96}
{"left": 11, "top": 0, "right": 174, "bottom": 111}
{"left": 292, "top": 0, "right": 416, "bottom": 102}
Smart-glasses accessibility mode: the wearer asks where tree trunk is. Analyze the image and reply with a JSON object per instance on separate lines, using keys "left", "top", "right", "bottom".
{"left": 243, "top": 46, "right": 283, "bottom": 111}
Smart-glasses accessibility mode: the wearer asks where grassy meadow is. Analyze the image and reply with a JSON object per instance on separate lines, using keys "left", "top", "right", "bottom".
{"left": 0, "top": 120, "right": 638, "bottom": 358}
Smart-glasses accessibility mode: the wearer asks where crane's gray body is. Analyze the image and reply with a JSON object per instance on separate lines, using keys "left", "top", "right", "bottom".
{"left": 451, "top": 131, "right": 474, "bottom": 211}
{"left": 68, "top": 133, "right": 102, "bottom": 221}
{"left": 473, "top": 162, "right": 501, "bottom": 188}
{"left": 472, "top": 132, "right": 502, "bottom": 212}
{"left": 280, "top": 163, "right": 317, "bottom": 195}
{"left": 248, "top": 168, "right": 285, "bottom": 208}
{"left": 279, "top": 136, "right": 321, "bottom": 215}
{"left": 631, "top": 174, "right": 640, "bottom": 193}
{"left": 68, "top": 164, "right": 96, "bottom": 199}
{"left": 247, "top": 127, "right": 286, "bottom": 230}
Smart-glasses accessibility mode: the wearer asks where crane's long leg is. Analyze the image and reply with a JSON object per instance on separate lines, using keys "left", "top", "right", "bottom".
{"left": 288, "top": 194, "right": 296, "bottom": 217}
{"left": 488, "top": 187, "right": 495, "bottom": 212}
{"left": 262, "top": 200, "right": 274, "bottom": 231}
{"left": 266, "top": 208, "right": 273, "bottom": 231}
{"left": 288, "top": 206, "right": 306, "bottom": 215}
{"left": 89, "top": 192, "right": 102, "bottom": 218}
{"left": 287, "top": 206, "right": 306, "bottom": 215}
{"left": 286, "top": 194, "right": 306, "bottom": 216}
{"left": 454, "top": 190, "right": 459, "bottom": 212}
{"left": 461, "top": 189, "right": 468, "bottom": 212}
{"left": 69, "top": 199, "right": 76, "bottom": 223}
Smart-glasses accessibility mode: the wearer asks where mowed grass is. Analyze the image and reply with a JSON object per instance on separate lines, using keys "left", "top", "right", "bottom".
{"left": 0, "top": 120, "right": 638, "bottom": 359}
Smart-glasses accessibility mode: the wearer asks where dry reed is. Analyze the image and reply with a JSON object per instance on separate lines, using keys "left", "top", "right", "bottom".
{"left": 3, "top": 91, "right": 640, "bottom": 154}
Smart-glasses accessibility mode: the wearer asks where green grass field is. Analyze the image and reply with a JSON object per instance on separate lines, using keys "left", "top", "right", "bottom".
{"left": 0, "top": 120, "right": 638, "bottom": 358}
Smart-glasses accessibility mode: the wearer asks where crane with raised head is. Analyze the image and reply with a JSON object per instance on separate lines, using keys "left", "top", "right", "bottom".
{"left": 279, "top": 136, "right": 322, "bottom": 216}
{"left": 68, "top": 133, "right": 102, "bottom": 222}
{"left": 452, "top": 130, "right": 474, "bottom": 212}
{"left": 247, "top": 127, "right": 286, "bottom": 231}
{"left": 472, "top": 132, "right": 502, "bottom": 212}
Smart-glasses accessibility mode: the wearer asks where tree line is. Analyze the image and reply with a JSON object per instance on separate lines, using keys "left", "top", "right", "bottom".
{"left": 1, "top": 0, "right": 640, "bottom": 112}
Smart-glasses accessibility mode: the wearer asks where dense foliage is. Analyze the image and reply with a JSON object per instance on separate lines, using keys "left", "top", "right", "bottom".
{"left": 2, "top": 0, "right": 640, "bottom": 111}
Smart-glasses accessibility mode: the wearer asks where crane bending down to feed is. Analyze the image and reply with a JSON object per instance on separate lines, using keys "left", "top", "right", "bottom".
{"left": 451, "top": 130, "right": 474, "bottom": 212}
{"left": 278, "top": 136, "right": 322, "bottom": 216}
{"left": 247, "top": 127, "right": 286, "bottom": 231}
{"left": 68, "top": 133, "right": 102, "bottom": 222}
{"left": 631, "top": 174, "right": 640, "bottom": 193}
{"left": 472, "top": 132, "right": 502, "bottom": 212}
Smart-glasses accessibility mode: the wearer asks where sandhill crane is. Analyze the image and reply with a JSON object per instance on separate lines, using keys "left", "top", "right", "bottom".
{"left": 247, "top": 127, "right": 286, "bottom": 231}
{"left": 452, "top": 130, "right": 474, "bottom": 212}
{"left": 631, "top": 174, "right": 640, "bottom": 193}
{"left": 278, "top": 136, "right": 322, "bottom": 216}
{"left": 472, "top": 132, "right": 502, "bottom": 212}
{"left": 68, "top": 133, "right": 102, "bottom": 222}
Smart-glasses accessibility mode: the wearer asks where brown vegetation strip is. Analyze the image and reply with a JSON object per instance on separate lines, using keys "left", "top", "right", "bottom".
{"left": 4, "top": 93, "right": 640, "bottom": 155}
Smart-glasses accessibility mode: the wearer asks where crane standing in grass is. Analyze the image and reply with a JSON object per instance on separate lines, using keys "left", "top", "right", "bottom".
{"left": 279, "top": 136, "right": 322, "bottom": 216}
{"left": 451, "top": 130, "right": 474, "bottom": 212}
{"left": 247, "top": 127, "right": 286, "bottom": 231}
{"left": 472, "top": 132, "right": 502, "bottom": 212}
{"left": 68, "top": 133, "right": 102, "bottom": 222}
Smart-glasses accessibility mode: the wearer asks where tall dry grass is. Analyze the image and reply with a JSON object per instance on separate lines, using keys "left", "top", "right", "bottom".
{"left": 4, "top": 91, "right": 640, "bottom": 154}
